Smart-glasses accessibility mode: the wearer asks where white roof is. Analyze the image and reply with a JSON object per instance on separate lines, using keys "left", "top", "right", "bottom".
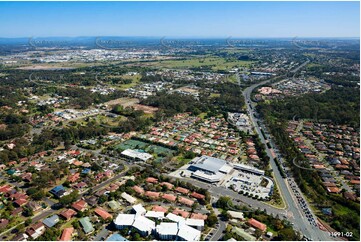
{"left": 219, "top": 164, "right": 233, "bottom": 174}
{"left": 121, "top": 149, "right": 152, "bottom": 162}
{"left": 166, "top": 213, "right": 185, "bottom": 223}
{"left": 190, "top": 156, "right": 226, "bottom": 174}
{"left": 121, "top": 192, "right": 136, "bottom": 204}
{"left": 185, "top": 218, "right": 204, "bottom": 228}
{"left": 178, "top": 223, "right": 201, "bottom": 241}
{"left": 156, "top": 222, "right": 178, "bottom": 236}
{"left": 145, "top": 211, "right": 165, "bottom": 219}
{"left": 114, "top": 214, "right": 135, "bottom": 226}
{"left": 227, "top": 211, "right": 244, "bottom": 220}
{"left": 132, "top": 204, "right": 146, "bottom": 215}
{"left": 233, "top": 163, "right": 265, "bottom": 175}
{"left": 132, "top": 216, "right": 156, "bottom": 233}
{"left": 191, "top": 170, "right": 224, "bottom": 182}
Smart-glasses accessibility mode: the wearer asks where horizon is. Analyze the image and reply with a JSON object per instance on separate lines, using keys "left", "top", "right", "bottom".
{"left": 0, "top": 36, "right": 360, "bottom": 39}
{"left": 0, "top": 1, "right": 359, "bottom": 38}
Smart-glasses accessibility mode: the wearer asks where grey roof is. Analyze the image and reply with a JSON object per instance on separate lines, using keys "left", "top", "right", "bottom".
{"left": 43, "top": 215, "right": 59, "bottom": 228}
{"left": 189, "top": 156, "right": 226, "bottom": 174}
{"left": 107, "top": 233, "right": 128, "bottom": 241}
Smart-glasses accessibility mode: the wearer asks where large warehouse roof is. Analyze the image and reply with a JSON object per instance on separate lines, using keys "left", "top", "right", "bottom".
{"left": 189, "top": 156, "right": 226, "bottom": 174}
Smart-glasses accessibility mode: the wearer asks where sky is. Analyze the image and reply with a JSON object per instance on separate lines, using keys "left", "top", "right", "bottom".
{"left": 0, "top": 1, "right": 359, "bottom": 38}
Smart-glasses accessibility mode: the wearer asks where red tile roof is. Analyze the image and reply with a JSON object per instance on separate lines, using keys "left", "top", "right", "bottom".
{"left": 0, "top": 185, "right": 12, "bottom": 194}
{"left": 60, "top": 227, "right": 74, "bottom": 241}
{"left": 160, "top": 182, "right": 174, "bottom": 189}
{"left": 162, "top": 193, "right": 177, "bottom": 202}
{"left": 248, "top": 218, "right": 267, "bottom": 231}
{"left": 191, "top": 192, "right": 205, "bottom": 200}
{"left": 152, "top": 205, "right": 168, "bottom": 213}
{"left": 175, "top": 187, "right": 189, "bottom": 194}
{"left": 327, "top": 187, "right": 341, "bottom": 193}
{"left": 73, "top": 182, "right": 87, "bottom": 189}
{"left": 190, "top": 213, "right": 208, "bottom": 220}
{"left": 172, "top": 208, "right": 190, "bottom": 218}
{"left": 178, "top": 197, "right": 194, "bottom": 207}
{"left": 146, "top": 177, "right": 158, "bottom": 183}
{"left": 132, "top": 186, "right": 144, "bottom": 194}
{"left": 145, "top": 191, "right": 160, "bottom": 199}
{"left": 60, "top": 209, "right": 77, "bottom": 220}
{"left": 68, "top": 173, "right": 80, "bottom": 183}
{"left": 94, "top": 207, "right": 112, "bottom": 220}
{"left": 10, "top": 192, "right": 28, "bottom": 201}
{"left": 72, "top": 200, "right": 87, "bottom": 212}
{"left": 14, "top": 198, "right": 28, "bottom": 207}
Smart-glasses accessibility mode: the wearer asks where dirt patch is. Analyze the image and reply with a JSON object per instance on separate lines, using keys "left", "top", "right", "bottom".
{"left": 105, "top": 97, "right": 158, "bottom": 114}
{"left": 105, "top": 97, "right": 139, "bottom": 107}
{"left": 132, "top": 104, "right": 158, "bottom": 114}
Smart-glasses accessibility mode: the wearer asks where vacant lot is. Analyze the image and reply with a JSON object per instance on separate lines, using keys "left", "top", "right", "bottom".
{"left": 104, "top": 97, "right": 158, "bottom": 114}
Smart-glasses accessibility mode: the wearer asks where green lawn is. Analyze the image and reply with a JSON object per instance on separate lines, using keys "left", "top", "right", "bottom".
{"left": 197, "top": 112, "right": 208, "bottom": 119}
{"left": 149, "top": 57, "right": 254, "bottom": 71}
{"left": 113, "top": 74, "right": 141, "bottom": 90}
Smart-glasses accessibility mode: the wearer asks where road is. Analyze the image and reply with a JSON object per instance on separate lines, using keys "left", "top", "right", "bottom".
{"left": 209, "top": 219, "right": 226, "bottom": 241}
{"left": 242, "top": 74, "right": 333, "bottom": 241}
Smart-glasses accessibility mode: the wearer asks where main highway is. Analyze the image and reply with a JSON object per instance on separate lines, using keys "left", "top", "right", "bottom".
{"left": 242, "top": 74, "right": 333, "bottom": 241}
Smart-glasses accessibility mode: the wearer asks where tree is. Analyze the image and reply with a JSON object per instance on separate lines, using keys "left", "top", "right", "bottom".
{"left": 72, "top": 220, "right": 80, "bottom": 229}
{"left": 98, "top": 195, "right": 108, "bottom": 204}
{"left": 59, "top": 191, "right": 79, "bottom": 206}
{"left": 184, "top": 151, "right": 195, "bottom": 159}
{"left": 26, "top": 187, "right": 38, "bottom": 196}
{"left": 216, "top": 196, "right": 232, "bottom": 210}
{"left": 221, "top": 210, "right": 231, "bottom": 221}
{"left": 277, "top": 227, "right": 299, "bottom": 241}
{"left": 132, "top": 233, "right": 141, "bottom": 241}
{"left": 36, "top": 227, "right": 61, "bottom": 241}
{"left": 206, "top": 213, "right": 218, "bottom": 227}
{"left": 63, "top": 181, "right": 71, "bottom": 188}
{"left": 25, "top": 218, "right": 32, "bottom": 226}
{"left": 125, "top": 179, "right": 135, "bottom": 187}
{"left": 31, "top": 190, "right": 46, "bottom": 201}
{"left": 254, "top": 228, "right": 263, "bottom": 239}
{"left": 23, "top": 207, "right": 34, "bottom": 217}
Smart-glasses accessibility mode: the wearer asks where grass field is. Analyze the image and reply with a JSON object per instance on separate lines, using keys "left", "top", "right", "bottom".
{"left": 118, "top": 74, "right": 141, "bottom": 90}
{"left": 227, "top": 74, "right": 238, "bottom": 83}
{"left": 116, "top": 139, "right": 175, "bottom": 157}
{"left": 148, "top": 57, "right": 254, "bottom": 71}
{"left": 94, "top": 114, "right": 127, "bottom": 126}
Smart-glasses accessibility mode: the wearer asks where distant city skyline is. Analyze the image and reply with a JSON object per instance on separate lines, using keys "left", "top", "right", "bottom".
{"left": 0, "top": 1, "right": 359, "bottom": 38}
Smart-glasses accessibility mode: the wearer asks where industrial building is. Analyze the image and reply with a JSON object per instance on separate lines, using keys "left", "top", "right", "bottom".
{"left": 120, "top": 149, "right": 152, "bottom": 162}
{"left": 188, "top": 156, "right": 232, "bottom": 183}
{"left": 113, "top": 204, "right": 202, "bottom": 240}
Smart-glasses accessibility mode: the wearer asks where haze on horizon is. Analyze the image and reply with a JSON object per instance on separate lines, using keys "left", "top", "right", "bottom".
{"left": 0, "top": 1, "right": 359, "bottom": 38}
